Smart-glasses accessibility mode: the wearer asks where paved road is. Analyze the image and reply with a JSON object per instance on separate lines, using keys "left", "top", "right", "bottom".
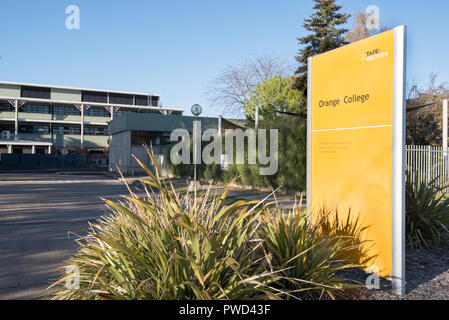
{"left": 0, "top": 171, "right": 300, "bottom": 300}
{"left": 0, "top": 171, "right": 131, "bottom": 300}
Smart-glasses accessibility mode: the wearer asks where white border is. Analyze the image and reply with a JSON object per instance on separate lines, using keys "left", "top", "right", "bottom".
{"left": 392, "top": 25, "right": 406, "bottom": 295}
{"left": 306, "top": 57, "right": 312, "bottom": 213}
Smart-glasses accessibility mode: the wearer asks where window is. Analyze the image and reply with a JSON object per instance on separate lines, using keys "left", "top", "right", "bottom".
{"left": 52, "top": 105, "right": 80, "bottom": 116}
{"left": 0, "top": 102, "right": 13, "bottom": 112}
{"left": 135, "top": 95, "right": 149, "bottom": 106}
{"left": 151, "top": 96, "right": 159, "bottom": 107}
{"left": 84, "top": 126, "right": 108, "bottom": 136}
{"left": 88, "top": 150, "right": 104, "bottom": 155}
{"left": 131, "top": 131, "right": 166, "bottom": 145}
{"left": 85, "top": 107, "right": 109, "bottom": 117}
{"left": 19, "top": 124, "right": 50, "bottom": 134}
{"left": 109, "top": 93, "right": 133, "bottom": 105}
{"left": 53, "top": 126, "right": 80, "bottom": 135}
{"left": 0, "top": 123, "right": 14, "bottom": 132}
{"left": 22, "top": 104, "right": 50, "bottom": 114}
{"left": 82, "top": 91, "right": 108, "bottom": 103}
{"left": 53, "top": 126, "right": 63, "bottom": 135}
{"left": 115, "top": 109, "right": 137, "bottom": 117}
{"left": 21, "top": 86, "right": 51, "bottom": 99}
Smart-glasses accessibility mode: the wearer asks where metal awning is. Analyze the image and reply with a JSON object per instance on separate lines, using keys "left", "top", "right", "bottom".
{"left": 0, "top": 140, "right": 52, "bottom": 146}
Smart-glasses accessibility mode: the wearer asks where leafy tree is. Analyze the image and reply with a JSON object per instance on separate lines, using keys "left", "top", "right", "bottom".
{"left": 244, "top": 76, "right": 302, "bottom": 121}
{"left": 293, "top": 0, "right": 350, "bottom": 114}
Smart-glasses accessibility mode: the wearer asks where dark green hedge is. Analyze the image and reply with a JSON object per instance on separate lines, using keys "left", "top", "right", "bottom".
{"left": 167, "top": 117, "right": 307, "bottom": 192}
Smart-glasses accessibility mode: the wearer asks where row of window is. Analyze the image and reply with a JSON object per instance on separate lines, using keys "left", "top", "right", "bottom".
{"left": 83, "top": 127, "right": 109, "bottom": 135}
{"left": 85, "top": 107, "right": 109, "bottom": 117}
{"left": 21, "top": 104, "right": 109, "bottom": 117}
{"left": 1, "top": 102, "right": 163, "bottom": 117}
{"left": 22, "top": 104, "right": 51, "bottom": 114}
{"left": 18, "top": 125, "right": 108, "bottom": 136}
{"left": 20, "top": 86, "right": 159, "bottom": 107}
{"left": 19, "top": 125, "right": 50, "bottom": 134}
{"left": 3, "top": 104, "right": 157, "bottom": 117}
{"left": 53, "top": 105, "right": 80, "bottom": 116}
{"left": 131, "top": 131, "right": 172, "bottom": 146}
{"left": 81, "top": 91, "right": 159, "bottom": 106}
{"left": 21, "top": 86, "right": 51, "bottom": 100}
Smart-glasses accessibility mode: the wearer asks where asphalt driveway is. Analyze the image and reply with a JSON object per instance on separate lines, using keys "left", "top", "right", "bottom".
{"left": 0, "top": 171, "right": 129, "bottom": 299}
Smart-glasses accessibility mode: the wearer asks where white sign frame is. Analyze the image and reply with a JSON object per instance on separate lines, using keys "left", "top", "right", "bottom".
{"left": 306, "top": 26, "right": 407, "bottom": 295}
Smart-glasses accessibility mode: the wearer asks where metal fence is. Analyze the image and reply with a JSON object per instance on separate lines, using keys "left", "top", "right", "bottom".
{"left": 406, "top": 145, "right": 449, "bottom": 193}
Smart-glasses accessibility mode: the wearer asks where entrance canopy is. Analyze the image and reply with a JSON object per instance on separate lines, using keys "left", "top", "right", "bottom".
{"left": 0, "top": 139, "right": 53, "bottom": 154}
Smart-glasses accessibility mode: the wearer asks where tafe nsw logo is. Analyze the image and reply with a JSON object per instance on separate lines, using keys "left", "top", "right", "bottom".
{"left": 361, "top": 48, "right": 389, "bottom": 62}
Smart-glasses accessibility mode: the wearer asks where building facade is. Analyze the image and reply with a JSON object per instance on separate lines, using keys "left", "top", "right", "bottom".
{"left": 108, "top": 113, "right": 242, "bottom": 175}
{"left": 0, "top": 81, "right": 183, "bottom": 160}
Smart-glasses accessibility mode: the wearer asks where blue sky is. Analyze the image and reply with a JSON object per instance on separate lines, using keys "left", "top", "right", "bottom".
{"left": 0, "top": 0, "right": 448, "bottom": 117}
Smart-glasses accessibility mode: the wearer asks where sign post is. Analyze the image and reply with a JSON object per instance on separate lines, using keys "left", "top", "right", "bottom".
{"left": 220, "top": 154, "right": 229, "bottom": 171}
{"left": 443, "top": 99, "right": 448, "bottom": 156}
{"left": 61, "top": 148, "right": 69, "bottom": 169}
{"left": 307, "top": 26, "right": 407, "bottom": 295}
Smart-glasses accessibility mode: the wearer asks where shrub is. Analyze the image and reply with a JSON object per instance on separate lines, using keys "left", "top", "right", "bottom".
{"left": 167, "top": 117, "right": 307, "bottom": 192}
{"left": 316, "top": 206, "right": 373, "bottom": 266}
{"left": 259, "top": 203, "right": 364, "bottom": 299}
{"left": 406, "top": 174, "right": 449, "bottom": 250}
{"left": 50, "top": 150, "right": 362, "bottom": 300}
{"left": 50, "top": 155, "right": 281, "bottom": 300}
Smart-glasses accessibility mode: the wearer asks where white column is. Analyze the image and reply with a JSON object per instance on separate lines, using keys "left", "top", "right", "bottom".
{"left": 255, "top": 105, "right": 259, "bottom": 130}
{"left": 7, "top": 145, "right": 12, "bottom": 154}
{"left": 81, "top": 104, "right": 84, "bottom": 151}
{"left": 443, "top": 99, "right": 448, "bottom": 154}
{"left": 14, "top": 100, "right": 18, "bottom": 140}
{"left": 31, "top": 145, "right": 36, "bottom": 154}
{"left": 218, "top": 116, "right": 222, "bottom": 136}
{"left": 48, "top": 145, "right": 52, "bottom": 154}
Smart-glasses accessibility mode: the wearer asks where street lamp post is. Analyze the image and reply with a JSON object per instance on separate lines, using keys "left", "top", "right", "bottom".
{"left": 255, "top": 105, "right": 260, "bottom": 130}
{"left": 253, "top": 96, "right": 260, "bottom": 130}
{"left": 190, "top": 104, "right": 202, "bottom": 193}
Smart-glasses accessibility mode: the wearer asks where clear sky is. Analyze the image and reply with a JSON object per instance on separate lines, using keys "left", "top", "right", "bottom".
{"left": 0, "top": 0, "right": 448, "bottom": 117}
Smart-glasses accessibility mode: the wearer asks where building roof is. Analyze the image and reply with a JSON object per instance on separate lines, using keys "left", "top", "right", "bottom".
{"left": 0, "top": 81, "right": 160, "bottom": 97}
{"left": 109, "top": 113, "right": 225, "bottom": 135}
{"left": 223, "top": 118, "right": 249, "bottom": 128}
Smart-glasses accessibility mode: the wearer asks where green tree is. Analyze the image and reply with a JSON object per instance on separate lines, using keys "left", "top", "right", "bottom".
{"left": 293, "top": 0, "right": 350, "bottom": 113}
{"left": 244, "top": 75, "right": 302, "bottom": 121}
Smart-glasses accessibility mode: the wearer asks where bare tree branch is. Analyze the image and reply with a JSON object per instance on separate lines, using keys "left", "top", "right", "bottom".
{"left": 345, "top": 10, "right": 389, "bottom": 43}
{"left": 406, "top": 73, "right": 449, "bottom": 145}
{"left": 206, "top": 55, "right": 293, "bottom": 117}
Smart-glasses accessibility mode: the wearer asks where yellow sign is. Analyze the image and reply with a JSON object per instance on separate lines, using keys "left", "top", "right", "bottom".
{"left": 307, "top": 26, "right": 406, "bottom": 293}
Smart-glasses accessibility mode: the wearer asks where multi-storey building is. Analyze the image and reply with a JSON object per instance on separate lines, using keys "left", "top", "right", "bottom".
{"left": 0, "top": 81, "right": 183, "bottom": 158}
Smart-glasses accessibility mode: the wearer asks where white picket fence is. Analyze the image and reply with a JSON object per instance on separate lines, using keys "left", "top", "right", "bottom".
{"left": 406, "top": 145, "right": 449, "bottom": 193}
